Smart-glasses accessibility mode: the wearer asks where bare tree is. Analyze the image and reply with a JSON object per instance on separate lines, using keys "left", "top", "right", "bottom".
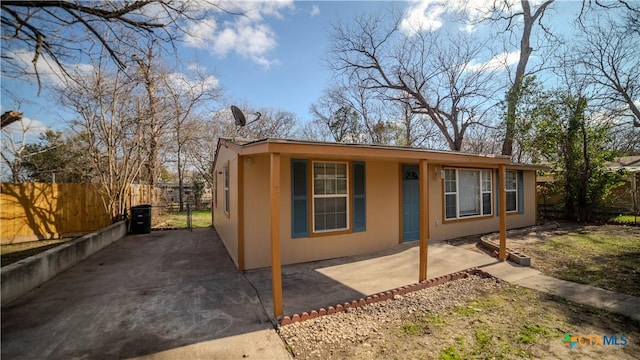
{"left": 312, "top": 77, "right": 411, "bottom": 145}
{"left": 383, "top": 97, "right": 447, "bottom": 148}
{"left": 394, "top": 100, "right": 418, "bottom": 147}
{"left": 63, "top": 54, "right": 145, "bottom": 221}
{"left": 573, "top": 15, "right": 640, "bottom": 127}
{"left": 184, "top": 105, "right": 300, "bottom": 193}
{"left": 1, "top": 0, "right": 236, "bottom": 93}
{"left": 462, "top": 126, "right": 503, "bottom": 155}
{"left": 297, "top": 118, "right": 334, "bottom": 142}
{"left": 188, "top": 114, "right": 219, "bottom": 191}
{"left": 1, "top": 118, "right": 33, "bottom": 182}
{"left": 241, "top": 108, "right": 299, "bottom": 140}
{"left": 131, "top": 41, "right": 166, "bottom": 189}
{"left": 212, "top": 105, "right": 300, "bottom": 141}
{"left": 161, "top": 69, "right": 220, "bottom": 211}
{"left": 310, "top": 85, "right": 362, "bottom": 143}
{"left": 485, "top": 0, "right": 556, "bottom": 156}
{"left": 330, "top": 14, "right": 501, "bottom": 151}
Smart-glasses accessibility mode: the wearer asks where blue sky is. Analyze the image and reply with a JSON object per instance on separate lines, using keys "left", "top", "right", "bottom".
{"left": 1, "top": 0, "right": 592, "bottom": 136}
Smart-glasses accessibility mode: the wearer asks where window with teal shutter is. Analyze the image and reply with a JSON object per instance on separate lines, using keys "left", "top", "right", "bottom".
{"left": 291, "top": 159, "right": 308, "bottom": 238}
{"left": 495, "top": 169, "right": 525, "bottom": 214}
{"left": 352, "top": 162, "right": 366, "bottom": 232}
{"left": 505, "top": 170, "right": 518, "bottom": 212}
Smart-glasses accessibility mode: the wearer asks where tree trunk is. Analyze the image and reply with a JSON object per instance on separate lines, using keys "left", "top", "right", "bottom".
{"left": 501, "top": 0, "right": 554, "bottom": 156}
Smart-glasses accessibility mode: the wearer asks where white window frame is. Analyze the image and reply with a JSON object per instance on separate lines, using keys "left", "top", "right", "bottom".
{"left": 505, "top": 170, "right": 518, "bottom": 213}
{"left": 223, "top": 164, "right": 229, "bottom": 214}
{"left": 312, "top": 161, "right": 349, "bottom": 233}
{"left": 444, "top": 168, "right": 493, "bottom": 220}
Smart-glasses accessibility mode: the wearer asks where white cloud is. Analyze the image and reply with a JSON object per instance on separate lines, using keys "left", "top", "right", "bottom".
{"left": 187, "top": 63, "right": 207, "bottom": 73}
{"left": 461, "top": 23, "right": 475, "bottom": 33}
{"left": 185, "top": 19, "right": 218, "bottom": 48}
{"left": 400, "top": 0, "right": 530, "bottom": 36}
{"left": 400, "top": 1, "right": 446, "bottom": 33}
{"left": 212, "top": 19, "right": 278, "bottom": 66}
{"left": 467, "top": 50, "right": 520, "bottom": 72}
{"left": 183, "top": 0, "right": 294, "bottom": 68}
{"left": 310, "top": 5, "right": 320, "bottom": 17}
{"left": 3, "top": 116, "right": 49, "bottom": 137}
{"left": 4, "top": 50, "right": 94, "bottom": 89}
{"left": 6, "top": 50, "right": 67, "bottom": 89}
{"left": 165, "top": 72, "right": 219, "bottom": 93}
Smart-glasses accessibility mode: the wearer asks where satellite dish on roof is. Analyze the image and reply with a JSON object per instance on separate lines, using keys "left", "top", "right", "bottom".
{"left": 231, "top": 105, "right": 246, "bottom": 126}
{"left": 230, "top": 105, "right": 262, "bottom": 127}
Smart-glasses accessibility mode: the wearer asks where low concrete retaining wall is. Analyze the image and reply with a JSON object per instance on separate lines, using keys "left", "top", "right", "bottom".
{"left": 1, "top": 221, "right": 127, "bottom": 306}
{"left": 479, "top": 223, "right": 560, "bottom": 266}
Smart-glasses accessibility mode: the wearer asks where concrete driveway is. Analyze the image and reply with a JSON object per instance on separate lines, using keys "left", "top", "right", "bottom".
{"left": 1, "top": 228, "right": 290, "bottom": 360}
{"left": 2, "top": 227, "right": 500, "bottom": 359}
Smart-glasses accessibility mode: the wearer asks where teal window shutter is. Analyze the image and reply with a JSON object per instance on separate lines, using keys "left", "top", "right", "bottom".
{"left": 518, "top": 170, "right": 525, "bottom": 214}
{"left": 291, "top": 159, "right": 308, "bottom": 238}
{"left": 352, "top": 161, "right": 366, "bottom": 232}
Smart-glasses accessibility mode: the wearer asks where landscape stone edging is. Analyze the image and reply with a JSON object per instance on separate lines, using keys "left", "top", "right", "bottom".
{"left": 1, "top": 221, "right": 127, "bottom": 306}
{"left": 479, "top": 238, "right": 532, "bottom": 266}
{"left": 478, "top": 223, "right": 559, "bottom": 266}
{"left": 481, "top": 223, "right": 560, "bottom": 241}
{"left": 279, "top": 268, "right": 490, "bottom": 327}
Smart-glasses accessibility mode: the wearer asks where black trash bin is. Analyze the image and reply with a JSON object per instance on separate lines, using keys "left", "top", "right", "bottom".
{"left": 130, "top": 204, "right": 152, "bottom": 234}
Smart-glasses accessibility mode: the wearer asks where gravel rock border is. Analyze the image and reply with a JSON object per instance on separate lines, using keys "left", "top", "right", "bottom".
{"left": 278, "top": 274, "right": 506, "bottom": 359}
{"left": 279, "top": 269, "right": 477, "bottom": 327}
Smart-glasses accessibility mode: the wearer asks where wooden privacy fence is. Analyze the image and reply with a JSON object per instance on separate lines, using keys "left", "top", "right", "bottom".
{"left": 1, "top": 183, "right": 157, "bottom": 244}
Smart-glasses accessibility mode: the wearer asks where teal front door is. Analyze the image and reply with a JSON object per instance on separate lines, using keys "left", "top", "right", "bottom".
{"left": 402, "top": 165, "right": 420, "bottom": 241}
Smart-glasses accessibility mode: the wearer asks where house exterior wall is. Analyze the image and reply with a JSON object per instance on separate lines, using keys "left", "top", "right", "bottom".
{"left": 428, "top": 168, "right": 537, "bottom": 241}
{"left": 243, "top": 154, "right": 271, "bottom": 269}
{"left": 212, "top": 146, "right": 240, "bottom": 267}
{"left": 242, "top": 156, "right": 401, "bottom": 269}
{"left": 238, "top": 156, "right": 538, "bottom": 270}
{"left": 213, "top": 141, "right": 539, "bottom": 270}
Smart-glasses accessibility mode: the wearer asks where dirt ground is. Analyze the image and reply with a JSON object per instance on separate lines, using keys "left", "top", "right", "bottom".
{"left": 281, "top": 224, "right": 640, "bottom": 359}
{"left": 483, "top": 223, "right": 640, "bottom": 297}
{"left": 280, "top": 275, "right": 640, "bottom": 360}
{"left": 1, "top": 239, "right": 72, "bottom": 267}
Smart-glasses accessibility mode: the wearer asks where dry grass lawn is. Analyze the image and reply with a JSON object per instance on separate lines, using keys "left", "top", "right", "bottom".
{"left": 504, "top": 224, "right": 640, "bottom": 297}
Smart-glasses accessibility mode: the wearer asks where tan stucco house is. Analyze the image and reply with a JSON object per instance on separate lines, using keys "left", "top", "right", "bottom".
{"left": 212, "top": 138, "right": 540, "bottom": 317}
{"left": 212, "top": 138, "right": 539, "bottom": 268}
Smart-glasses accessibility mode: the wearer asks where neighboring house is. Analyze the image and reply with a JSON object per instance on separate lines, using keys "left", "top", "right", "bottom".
{"left": 536, "top": 156, "right": 640, "bottom": 214}
{"left": 604, "top": 156, "right": 640, "bottom": 213}
{"left": 212, "top": 138, "right": 539, "bottom": 271}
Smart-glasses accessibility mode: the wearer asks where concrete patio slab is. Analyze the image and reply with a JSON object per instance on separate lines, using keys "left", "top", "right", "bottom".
{"left": 133, "top": 329, "right": 289, "bottom": 360}
{"left": 246, "top": 238, "right": 640, "bottom": 323}
{"left": 1, "top": 228, "right": 291, "bottom": 360}
{"left": 245, "top": 241, "right": 499, "bottom": 318}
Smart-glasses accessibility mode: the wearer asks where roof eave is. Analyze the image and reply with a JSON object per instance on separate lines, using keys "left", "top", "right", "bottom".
{"left": 227, "top": 138, "right": 511, "bottom": 165}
